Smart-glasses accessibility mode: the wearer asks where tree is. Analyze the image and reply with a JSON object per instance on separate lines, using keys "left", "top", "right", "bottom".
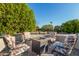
{"left": 41, "top": 24, "right": 53, "bottom": 32}
{"left": 54, "top": 25, "right": 61, "bottom": 33}
{"left": 0, "top": 4, "right": 36, "bottom": 35}
{"left": 61, "top": 19, "right": 79, "bottom": 33}
{"left": 36, "top": 26, "right": 40, "bottom": 31}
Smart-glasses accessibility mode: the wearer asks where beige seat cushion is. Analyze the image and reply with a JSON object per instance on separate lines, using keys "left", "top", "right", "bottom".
{"left": 10, "top": 44, "right": 30, "bottom": 56}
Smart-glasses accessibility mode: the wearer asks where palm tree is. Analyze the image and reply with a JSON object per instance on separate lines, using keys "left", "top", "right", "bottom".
{"left": 50, "top": 21, "right": 53, "bottom": 25}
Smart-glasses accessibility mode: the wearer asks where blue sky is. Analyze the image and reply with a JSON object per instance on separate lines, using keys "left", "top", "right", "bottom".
{"left": 28, "top": 3, "right": 79, "bottom": 27}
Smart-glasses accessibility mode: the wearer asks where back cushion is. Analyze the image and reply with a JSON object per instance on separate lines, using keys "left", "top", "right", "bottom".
{"left": 4, "top": 35, "right": 15, "bottom": 49}
{"left": 23, "top": 32, "right": 31, "bottom": 40}
{"left": 0, "top": 38, "right": 6, "bottom": 52}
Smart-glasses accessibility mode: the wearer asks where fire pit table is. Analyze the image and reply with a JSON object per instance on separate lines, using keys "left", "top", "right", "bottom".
{"left": 32, "top": 37, "right": 56, "bottom": 55}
